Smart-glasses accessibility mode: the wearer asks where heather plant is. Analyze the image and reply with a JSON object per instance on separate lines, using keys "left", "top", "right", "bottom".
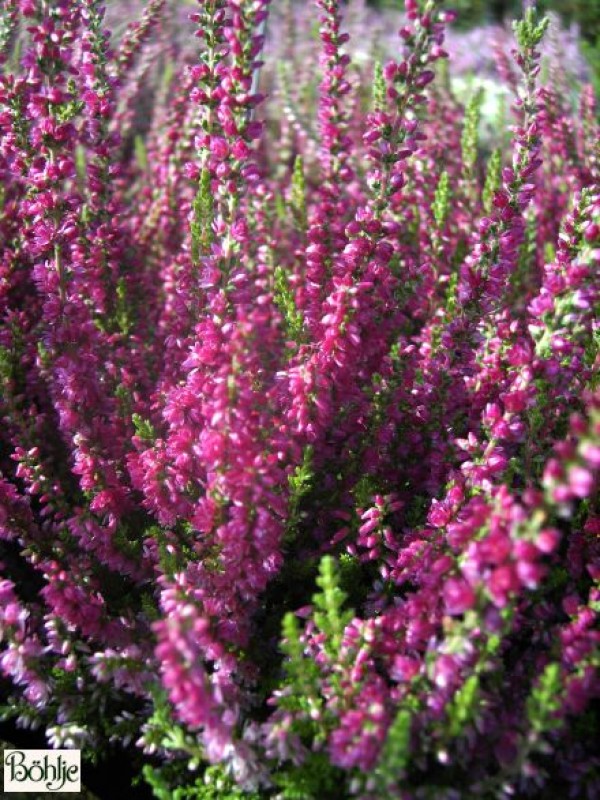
{"left": 0, "top": 1, "right": 598, "bottom": 799}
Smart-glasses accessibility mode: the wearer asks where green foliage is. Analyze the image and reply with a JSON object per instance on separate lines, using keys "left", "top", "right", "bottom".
{"left": 291, "top": 155, "right": 307, "bottom": 230}
{"left": 52, "top": 81, "right": 85, "bottom": 124}
{"left": 110, "top": 519, "right": 144, "bottom": 562}
{"left": 461, "top": 90, "right": 483, "bottom": 177}
{"left": 313, "top": 556, "right": 353, "bottom": 659}
{"left": 190, "top": 167, "right": 214, "bottom": 265}
{"left": 75, "top": 144, "right": 87, "bottom": 186}
{"left": 432, "top": 170, "right": 451, "bottom": 229}
{"left": 280, "top": 609, "right": 320, "bottom": 706}
{"left": 134, "top": 134, "right": 148, "bottom": 171}
{"left": 289, "top": 445, "right": 313, "bottom": 500}
{"left": 140, "top": 588, "right": 161, "bottom": 622}
{"left": 510, "top": 208, "right": 538, "bottom": 300}
{"left": 0, "top": 5, "right": 17, "bottom": 57}
{"left": 131, "top": 414, "right": 156, "bottom": 442}
{"left": 338, "top": 553, "right": 362, "bottom": 598}
{"left": 352, "top": 473, "right": 381, "bottom": 509}
{"left": 447, "top": 675, "right": 480, "bottom": 736}
{"left": 285, "top": 445, "right": 314, "bottom": 542}
{"left": 149, "top": 522, "right": 206, "bottom": 577}
{"left": 161, "top": 59, "right": 175, "bottom": 92}
{"left": 144, "top": 764, "right": 261, "bottom": 800}
{"left": 274, "top": 264, "right": 304, "bottom": 341}
{"left": 272, "top": 560, "right": 355, "bottom": 798}
{"left": 277, "top": 555, "right": 354, "bottom": 718}
{"left": 374, "top": 709, "right": 412, "bottom": 791}
{"left": 526, "top": 662, "right": 563, "bottom": 734}
{"left": 54, "top": 99, "right": 85, "bottom": 125}
{"left": 441, "top": 271, "right": 459, "bottom": 319}
{"left": 0, "top": 344, "right": 12, "bottom": 383}
{"left": 275, "top": 191, "right": 287, "bottom": 222}
{"left": 141, "top": 689, "right": 206, "bottom": 770}
{"left": 483, "top": 148, "right": 502, "bottom": 213}
{"left": 143, "top": 765, "right": 172, "bottom": 800}
{"left": 372, "top": 61, "right": 386, "bottom": 112}
{"left": 115, "top": 276, "right": 132, "bottom": 335}
{"left": 132, "top": 413, "right": 156, "bottom": 441}
{"left": 274, "top": 752, "right": 347, "bottom": 800}
{"left": 513, "top": 8, "right": 550, "bottom": 51}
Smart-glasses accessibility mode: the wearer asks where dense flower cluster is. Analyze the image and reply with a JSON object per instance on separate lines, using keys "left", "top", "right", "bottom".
{"left": 0, "top": 1, "right": 598, "bottom": 798}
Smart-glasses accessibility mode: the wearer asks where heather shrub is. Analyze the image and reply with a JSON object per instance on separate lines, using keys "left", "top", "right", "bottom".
{"left": 0, "top": 1, "right": 598, "bottom": 798}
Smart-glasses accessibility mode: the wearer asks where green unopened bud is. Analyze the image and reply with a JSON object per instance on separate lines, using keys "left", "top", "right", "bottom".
{"left": 461, "top": 90, "right": 483, "bottom": 177}
{"left": 483, "top": 149, "right": 502, "bottom": 213}
{"left": 513, "top": 9, "right": 549, "bottom": 51}
{"left": 433, "top": 170, "right": 450, "bottom": 230}
{"left": 373, "top": 61, "right": 386, "bottom": 112}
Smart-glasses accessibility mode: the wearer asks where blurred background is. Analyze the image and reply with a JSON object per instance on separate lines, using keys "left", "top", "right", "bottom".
{"left": 370, "top": 0, "right": 599, "bottom": 95}
{"left": 372, "top": 0, "right": 598, "bottom": 38}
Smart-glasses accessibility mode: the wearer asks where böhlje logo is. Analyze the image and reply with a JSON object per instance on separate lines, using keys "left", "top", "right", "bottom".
{"left": 3, "top": 748, "right": 81, "bottom": 793}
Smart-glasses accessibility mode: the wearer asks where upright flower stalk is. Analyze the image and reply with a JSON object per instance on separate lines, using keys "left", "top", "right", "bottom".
{"left": 301, "top": 0, "right": 354, "bottom": 329}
